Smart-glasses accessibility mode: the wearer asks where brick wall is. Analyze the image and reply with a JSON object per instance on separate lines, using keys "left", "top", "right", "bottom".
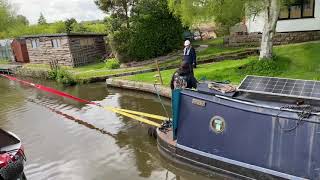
{"left": 225, "top": 31, "right": 320, "bottom": 47}
{"left": 69, "top": 36, "right": 106, "bottom": 67}
{"left": 26, "top": 36, "right": 73, "bottom": 66}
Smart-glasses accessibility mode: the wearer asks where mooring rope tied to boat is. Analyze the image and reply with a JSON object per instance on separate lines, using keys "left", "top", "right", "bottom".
{"left": 106, "top": 107, "right": 167, "bottom": 121}
{"left": 105, "top": 107, "right": 161, "bottom": 127}
{"left": 0, "top": 74, "right": 164, "bottom": 127}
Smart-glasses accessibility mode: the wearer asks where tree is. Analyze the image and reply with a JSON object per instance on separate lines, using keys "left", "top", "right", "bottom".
{"left": 15, "top": 15, "right": 29, "bottom": 25}
{"left": 73, "top": 23, "right": 89, "bottom": 33}
{"left": 0, "top": 0, "right": 13, "bottom": 32}
{"left": 99, "top": 0, "right": 183, "bottom": 62}
{"left": 0, "top": 0, "right": 30, "bottom": 38}
{"left": 94, "top": 0, "right": 137, "bottom": 28}
{"left": 258, "top": 0, "right": 281, "bottom": 59}
{"left": 168, "top": 0, "right": 245, "bottom": 35}
{"left": 38, "top": 13, "right": 47, "bottom": 25}
{"left": 65, "top": 18, "right": 77, "bottom": 33}
{"left": 168, "top": 0, "right": 289, "bottom": 60}
{"left": 128, "top": 0, "right": 184, "bottom": 60}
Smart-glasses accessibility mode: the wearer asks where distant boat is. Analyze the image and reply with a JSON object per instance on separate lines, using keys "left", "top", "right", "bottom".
{"left": 0, "top": 129, "right": 26, "bottom": 180}
{"left": 157, "top": 75, "right": 320, "bottom": 180}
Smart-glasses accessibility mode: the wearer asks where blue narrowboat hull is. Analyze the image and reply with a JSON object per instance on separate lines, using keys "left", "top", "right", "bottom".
{"left": 157, "top": 89, "right": 320, "bottom": 179}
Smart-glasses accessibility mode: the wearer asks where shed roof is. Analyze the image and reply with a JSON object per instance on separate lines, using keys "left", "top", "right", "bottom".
{"left": 22, "top": 33, "right": 107, "bottom": 38}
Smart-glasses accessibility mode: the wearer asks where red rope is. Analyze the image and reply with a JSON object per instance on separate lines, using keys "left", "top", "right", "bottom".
{"left": 1, "top": 74, "right": 99, "bottom": 106}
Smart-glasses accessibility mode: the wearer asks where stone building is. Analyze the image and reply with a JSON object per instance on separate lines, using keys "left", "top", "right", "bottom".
{"left": 226, "top": 0, "right": 320, "bottom": 46}
{"left": 24, "top": 33, "right": 107, "bottom": 67}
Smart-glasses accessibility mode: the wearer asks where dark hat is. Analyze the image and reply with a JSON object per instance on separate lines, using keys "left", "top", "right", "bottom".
{"left": 178, "top": 61, "right": 191, "bottom": 74}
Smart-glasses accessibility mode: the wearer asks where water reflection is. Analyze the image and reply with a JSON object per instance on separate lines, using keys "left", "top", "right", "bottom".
{"left": 0, "top": 78, "right": 215, "bottom": 180}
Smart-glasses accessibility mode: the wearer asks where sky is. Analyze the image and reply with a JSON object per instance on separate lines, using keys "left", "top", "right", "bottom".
{"left": 10, "top": 0, "right": 106, "bottom": 24}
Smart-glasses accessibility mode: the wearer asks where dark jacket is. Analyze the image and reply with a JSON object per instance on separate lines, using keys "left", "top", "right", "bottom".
{"left": 170, "top": 62, "right": 198, "bottom": 90}
{"left": 183, "top": 46, "right": 197, "bottom": 67}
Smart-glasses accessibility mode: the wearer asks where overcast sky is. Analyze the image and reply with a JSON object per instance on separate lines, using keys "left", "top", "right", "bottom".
{"left": 10, "top": 0, "right": 106, "bottom": 24}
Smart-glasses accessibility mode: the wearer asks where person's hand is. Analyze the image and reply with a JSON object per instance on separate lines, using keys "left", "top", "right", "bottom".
{"left": 193, "top": 63, "right": 197, "bottom": 68}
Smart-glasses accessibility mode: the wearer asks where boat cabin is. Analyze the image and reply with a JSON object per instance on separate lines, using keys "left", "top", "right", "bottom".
{"left": 158, "top": 75, "right": 320, "bottom": 179}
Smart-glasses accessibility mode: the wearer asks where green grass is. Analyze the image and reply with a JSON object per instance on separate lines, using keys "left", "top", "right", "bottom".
{"left": 193, "top": 38, "right": 224, "bottom": 46}
{"left": 0, "top": 60, "right": 10, "bottom": 64}
{"left": 123, "top": 58, "right": 255, "bottom": 85}
{"left": 124, "top": 41, "right": 320, "bottom": 86}
{"left": 23, "top": 63, "right": 56, "bottom": 70}
{"left": 19, "top": 38, "right": 250, "bottom": 82}
{"left": 157, "top": 38, "right": 248, "bottom": 68}
{"left": 193, "top": 38, "right": 246, "bottom": 61}
{"left": 22, "top": 62, "right": 148, "bottom": 80}
{"left": 73, "top": 66, "right": 148, "bottom": 80}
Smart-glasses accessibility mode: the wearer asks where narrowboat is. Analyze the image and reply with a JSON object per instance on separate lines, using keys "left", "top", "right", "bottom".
{"left": 0, "top": 129, "right": 26, "bottom": 180}
{"left": 157, "top": 75, "right": 320, "bottom": 180}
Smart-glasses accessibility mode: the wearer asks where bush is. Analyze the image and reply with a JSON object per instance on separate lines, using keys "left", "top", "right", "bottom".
{"left": 48, "top": 68, "right": 76, "bottom": 85}
{"left": 105, "top": 58, "right": 120, "bottom": 69}
{"left": 48, "top": 70, "right": 57, "bottom": 79}
{"left": 237, "top": 57, "right": 288, "bottom": 77}
{"left": 108, "top": 27, "right": 132, "bottom": 63}
{"left": 106, "top": 0, "right": 183, "bottom": 63}
{"left": 127, "top": 0, "right": 183, "bottom": 61}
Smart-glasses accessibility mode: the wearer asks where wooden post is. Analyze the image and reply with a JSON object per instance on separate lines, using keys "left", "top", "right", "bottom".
{"left": 155, "top": 60, "right": 163, "bottom": 85}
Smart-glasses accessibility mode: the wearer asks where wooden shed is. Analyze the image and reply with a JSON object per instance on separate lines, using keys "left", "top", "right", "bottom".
{"left": 11, "top": 38, "right": 30, "bottom": 63}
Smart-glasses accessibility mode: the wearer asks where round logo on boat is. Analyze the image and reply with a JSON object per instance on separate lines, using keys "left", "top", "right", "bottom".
{"left": 210, "top": 116, "right": 225, "bottom": 134}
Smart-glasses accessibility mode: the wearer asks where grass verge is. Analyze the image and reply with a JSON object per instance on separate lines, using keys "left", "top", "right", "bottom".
{"left": 123, "top": 41, "right": 320, "bottom": 86}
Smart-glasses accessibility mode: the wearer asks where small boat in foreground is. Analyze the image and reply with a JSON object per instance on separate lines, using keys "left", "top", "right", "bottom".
{"left": 157, "top": 75, "right": 320, "bottom": 180}
{"left": 0, "top": 129, "right": 26, "bottom": 180}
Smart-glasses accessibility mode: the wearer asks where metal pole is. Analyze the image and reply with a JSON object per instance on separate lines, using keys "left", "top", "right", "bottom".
{"left": 155, "top": 60, "right": 163, "bottom": 85}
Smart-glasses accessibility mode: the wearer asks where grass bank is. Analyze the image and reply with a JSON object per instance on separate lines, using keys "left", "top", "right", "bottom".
{"left": 0, "top": 60, "right": 10, "bottom": 64}
{"left": 20, "top": 38, "right": 249, "bottom": 83}
{"left": 123, "top": 41, "right": 320, "bottom": 86}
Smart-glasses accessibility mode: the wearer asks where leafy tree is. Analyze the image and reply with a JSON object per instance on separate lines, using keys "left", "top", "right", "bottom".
{"left": 95, "top": 0, "right": 137, "bottom": 28}
{"left": 15, "top": 15, "right": 29, "bottom": 25}
{"left": 73, "top": 23, "right": 89, "bottom": 32}
{"left": 65, "top": 18, "right": 77, "bottom": 33}
{"left": 101, "top": 0, "right": 183, "bottom": 62}
{"left": 0, "top": 0, "right": 30, "bottom": 38}
{"left": 38, "top": 13, "right": 47, "bottom": 25}
{"left": 168, "top": 0, "right": 296, "bottom": 60}
{"left": 128, "top": 0, "right": 183, "bottom": 60}
{"left": 0, "top": 0, "right": 13, "bottom": 32}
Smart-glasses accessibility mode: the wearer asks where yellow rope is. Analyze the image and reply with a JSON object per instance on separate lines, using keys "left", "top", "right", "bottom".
{"left": 107, "top": 107, "right": 168, "bottom": 121}
{"left": 104, "top": 107, "right": 161, "bottom": 127}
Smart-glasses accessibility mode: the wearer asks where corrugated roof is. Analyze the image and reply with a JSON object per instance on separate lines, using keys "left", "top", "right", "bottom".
{"left": 22, "top": 33, "right": 107, "bottom": 38}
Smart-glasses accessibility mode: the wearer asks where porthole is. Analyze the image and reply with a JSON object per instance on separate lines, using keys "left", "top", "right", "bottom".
{"left": 210, "top": 116, "right": 225, "bottom": 134}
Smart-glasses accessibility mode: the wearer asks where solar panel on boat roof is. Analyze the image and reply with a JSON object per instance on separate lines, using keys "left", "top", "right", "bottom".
{"left": 238, "top": 75, "right": 320, "bottom": 100}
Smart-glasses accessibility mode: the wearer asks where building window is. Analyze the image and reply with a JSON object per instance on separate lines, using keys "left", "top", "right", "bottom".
{"left": 80, "top": 38, "right": 95, "bottom": 47}
{"left": 51, "top": 39, "right": 61, "bottom": 48}
{"left": 31, "top": 39, "right": 40, "bottom": 48}
{"left": 279, "top": 0, "right": 315, "bottom": 20}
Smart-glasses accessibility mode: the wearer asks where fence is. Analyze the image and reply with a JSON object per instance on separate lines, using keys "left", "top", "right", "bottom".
{"left": 0, "top": 40, "right": 12, "bottom": 61}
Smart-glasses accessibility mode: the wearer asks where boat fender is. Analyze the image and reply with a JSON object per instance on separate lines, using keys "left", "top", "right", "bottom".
{"left": 147, "top": 127, "right": 157, "bottom": 139}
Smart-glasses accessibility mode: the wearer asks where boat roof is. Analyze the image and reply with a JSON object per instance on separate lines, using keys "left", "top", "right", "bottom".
{"left": 238, "top": 75, "right": 320, "bottom": 101}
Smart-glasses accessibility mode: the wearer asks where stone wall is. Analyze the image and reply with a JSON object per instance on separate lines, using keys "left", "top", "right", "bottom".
{"left": 106, "top": 79, "right": 171, "bottom": 98}
{"left": 69, "top": 36, "right": 106, "bottom": 67}
{"left": 26, "top": 36, "right": 73, "bottom": 66}
{"left": 225, "top": 31, "right": 320, "bottom": 47}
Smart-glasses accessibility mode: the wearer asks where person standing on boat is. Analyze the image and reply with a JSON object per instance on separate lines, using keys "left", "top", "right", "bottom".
{"left": 183, "top": 40, "right": 197, "bottom": 74}
{"left": 170, "top": 61, "right": 198, "bottom": 90}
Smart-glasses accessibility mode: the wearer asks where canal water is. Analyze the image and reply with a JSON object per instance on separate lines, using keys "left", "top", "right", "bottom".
{"left": 0, "top": 78, "right": 216, "bottom": 180}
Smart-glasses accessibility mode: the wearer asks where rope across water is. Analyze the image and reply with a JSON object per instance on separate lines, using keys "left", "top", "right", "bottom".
{"left": 0, "top": 74, "right": 166, "bottom": 127}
